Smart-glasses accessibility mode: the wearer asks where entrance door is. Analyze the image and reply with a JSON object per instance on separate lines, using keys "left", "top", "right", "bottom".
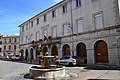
{"left": 95, "top": 40, "right": 108, "bottom": 63}
{"left": 51, "top": 46, "right": 58, "bottom": 56}
{"left": 20, "top": 49, "right": 24, "bottom": 60}
{"left": 25, "top": 49, "right": 28, "bottom": 59}
{"left": 62, "top": 44, "right": 70, "bottom": 56}
{"left": 76, "top": 43, "right": 87, "bottom": 64}
{"left": 30, "top": 48, "right": 34, "bottom": 59}
{"left": 118, "top": 38, "right": 120, "bottom": 63}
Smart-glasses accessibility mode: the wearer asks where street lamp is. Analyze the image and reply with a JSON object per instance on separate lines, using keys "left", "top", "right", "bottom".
{"left": 68, "top": 22, "right": 74, "bottom": 56}
{"left": 69, "top": 0, "right": 74, "bottom": 56}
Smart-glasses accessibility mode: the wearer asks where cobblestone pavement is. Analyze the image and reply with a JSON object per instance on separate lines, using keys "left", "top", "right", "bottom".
{"left": 75, "top": 70, "right": 120, "bottom": 80}
{"left": 0, "top": 60, "right": 120, "bottom": 80}
{"left": 0, "top": 60, "right": 31, "bottom": 80}
{"left": 0, "top": 60, "right": 83, "bottom": 80}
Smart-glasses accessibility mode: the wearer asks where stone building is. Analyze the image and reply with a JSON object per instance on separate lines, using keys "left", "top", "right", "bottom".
{"left": 0, "top": 34, "right": 3, "bottom": 56}
{"left": 19, "top": 0, "right": 120, "bottom": 65}
{"left": 2, "top": 35, "right": 20, "bottom": 57}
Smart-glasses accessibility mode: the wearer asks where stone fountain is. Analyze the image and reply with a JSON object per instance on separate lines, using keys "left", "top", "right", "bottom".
{"left": 29, "top": 54, "right": 65, "bottom": 80}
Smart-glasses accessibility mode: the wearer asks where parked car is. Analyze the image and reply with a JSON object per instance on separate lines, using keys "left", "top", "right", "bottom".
{"left": 2, "top": 56, "right": 11, "bottom": 61}
{"left": 55, "top": 56, "right": 80, "bottom": 66}
{"left": 0, "top": 56, "right": 3, "bottom": 60}
{"left": 11, "top": 55, "right": 21, "bottom": 61}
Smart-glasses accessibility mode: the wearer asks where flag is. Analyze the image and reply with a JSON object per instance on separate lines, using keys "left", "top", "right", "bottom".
{"left": 44, "top": 35, "right": 47, "bottom": 41}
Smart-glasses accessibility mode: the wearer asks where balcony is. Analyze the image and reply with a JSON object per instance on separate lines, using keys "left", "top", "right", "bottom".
{"left": 30, "top": 36, "right": 61, "bottom": 47}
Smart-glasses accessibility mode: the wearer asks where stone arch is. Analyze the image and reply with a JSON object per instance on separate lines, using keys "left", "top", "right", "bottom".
{"left": 42, "top": 46, "right": 48, "bottom": 56}
{"left": 76, "top": 42, "right": 87, "bottom": 64}
{"left": 20, "top": 49, "right": 24, "bottom": 59}
{"left": 25, "top": 49, "right": 28, "bottom": 60}
{"left": 94, "top": 40, "right": 109, "bottom": 63}
{"left": 62, "top": 44, "right": 71, "bottom": 56}
{"left": 51, "top": 46, "right": 58, "bottom": 56}
{"left": 36, "top": 47, "right": 40, "bottom": 56}
{"left": 30, "top": 48, "right": 34, "bottom": 60}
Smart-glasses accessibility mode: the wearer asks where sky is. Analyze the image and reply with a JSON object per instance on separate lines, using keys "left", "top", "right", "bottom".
{"left": 0, "top": 0, "right": 62, "bottom": 35}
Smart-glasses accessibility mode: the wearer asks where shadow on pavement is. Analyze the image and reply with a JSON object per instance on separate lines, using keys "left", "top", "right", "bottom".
{"left": 24, "top": 73, "right": 34, "bottom": 79}
{"left": 88, "top": 79, "right": 115, "bottom": 80}
{"left": 84, "top": 65, "right": 120, "bottom": 70}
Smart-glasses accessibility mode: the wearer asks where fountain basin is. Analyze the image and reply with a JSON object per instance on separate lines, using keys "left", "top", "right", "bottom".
{"left": 29, "top": 65, "right": 65, "bottom": 79}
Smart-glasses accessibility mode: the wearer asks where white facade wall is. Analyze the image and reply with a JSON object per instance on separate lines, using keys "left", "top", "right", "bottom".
{"left": 19, "top": 0, "right": 120, "bottom": 65}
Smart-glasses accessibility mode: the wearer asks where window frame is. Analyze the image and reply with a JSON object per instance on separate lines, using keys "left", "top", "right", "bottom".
{"left": 52, "top": 10, "right": 56, "bottom": 18}
{"left": 9, "top": 38, "right": 11, "bottom": 43}
{"left": 26, "top": 23, "right": 28, "bottom": 30}
{"left": 51, "top": 26, "right": 57, "bottom": 38}
{"left": 76, "top": 0, "right": 81, "bottom": 7}
{"left": 8, "top": 45, "right": 11, "bottom": 50}
{"left": 4, "top": 45, "right": 6, "bottom": 50}
{"left": 63, "top": 23, "right": 70, "bottom": 36}
{"left": 14, "top": 45, "right": 16, "bottom": 51}
{"left": 30, "top": 34, "right": 33, "bottom": 41}
{"left": 62, "top": 4, "right": 67, "bottom": 13}
{"left": 0, "top": 48, "right": 2, "bottom": 52}
{"left": 93, "top": 12, "right": 104, "bottom": 30}
{"left": 76, "top": 19, "right": 84, "bottom": 33}
{"left": 37, "top": 18, "right": 39, "bottom": 25}
{"left": 31, "top": 21, "right": 33, "bottom": 28}
{"left": 43, "top": 14, "right": 47, "bottom": 22}
{"left": 42, "top": 28, "right": 47, "bottom": 38}
{"left": 14, "top": 38, "right": 17, "bottom": 43}
{"left": 22, "top": 26, "right": 24, "bottom": 32}
{"left": 36, "top": 31, "right": 40, "bottom": 41}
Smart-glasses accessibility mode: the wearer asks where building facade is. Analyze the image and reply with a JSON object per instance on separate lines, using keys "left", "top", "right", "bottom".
{"left": 19, "top": 0, "right": 120, "bottom": 65}
{"left": 1, "top": 35, "right": 20, "bottom": 57}
{"left": 0, "top": 34, "right": 3, "bottom": 56}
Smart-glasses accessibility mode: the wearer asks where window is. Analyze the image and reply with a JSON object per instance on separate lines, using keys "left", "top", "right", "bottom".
{"left": 52, "top": 26, "right": 57, "bottom": 37}
{"left": 9, "top": 45, "right": 11, "bottom": 50}
{"left": 4, "top": 45, "right": 6, "bottom": 50}
{"left": 0, "top": 41, "right": 2, "bottom": 44}
{"left": 26, "top": 36, "right": 28, "bottom": 43}
{"left": 42, "top": 28, "right": 47, "bottom": 38}
{"left": 22, "top": 26, "right": 24, "bottom": 32}
{"left": 36, "top": 31, "right": 40, "bottom": 41}
{"left": 44, "top": 14, "right": 47, "bottom": 22}
{"left": 4, "top": 38, "right": 7, "bottom": 43}
{"left": 0, "top": 48, "right": 2, "bottom": 52}
{"left": 21, "top": 37, "right": 24, "bottom": 44}
{"left": 37, "top": 18, "right": 39, "bottom": 25}
{"left": 26, "top": 24, "right": 28, "bottom": 30}
{"left": 76, "top": 0, "right": 81, "bottom": 7}
{"left": 3, "top": 53, "right": 6, "bottom": 56}
{"left": 14, "top": 38, "right": 17, "bottom": 43}
{"left": 52, "top": 10, "right": 56, "bottom": 18}
{"left": 76, "top": 19, "right": 84, "bottom": 33}
{"left": 94, "top": 13, "right": 103, "bottom": 29}
{"left": 9, "top": 38, "right": 11, "bottom": 43}
{"left": 0, "top": 36, "right": 1, "bottom": 39}
{"left": 63, "top": 24, "right": 70, "bottom": 36}
{"left": 14, "top": 45, "right": 16, "bottom": 51}
{"left": 31, "top": 21, "right": 33, "bottom": 28}
{"left": 31, "top": 34, "right": 33, "bottom": 41}
{"left": 63, "top": 4, "right": 67, "bottom": 13}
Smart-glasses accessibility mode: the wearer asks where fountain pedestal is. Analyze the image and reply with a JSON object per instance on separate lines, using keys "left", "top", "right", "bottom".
{"left": 29, "top": 55, "right": 65, "bottom": 80}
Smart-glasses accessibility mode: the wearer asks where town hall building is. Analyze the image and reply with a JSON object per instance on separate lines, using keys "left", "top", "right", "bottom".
{"left": 19, "top": 0, "right": 120, "bottom": 65}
